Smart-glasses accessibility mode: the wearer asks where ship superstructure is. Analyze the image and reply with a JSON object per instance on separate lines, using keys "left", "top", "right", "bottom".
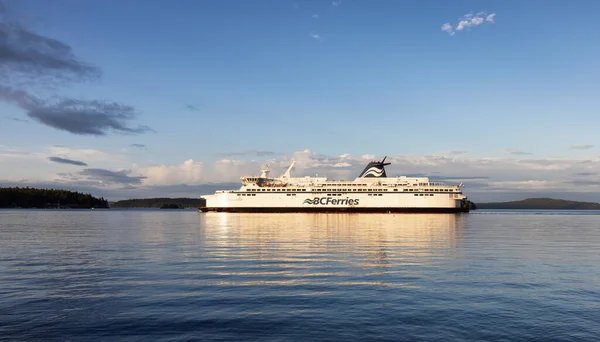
{"left": 199, "top": 157, "right": 469, "bottom": 213}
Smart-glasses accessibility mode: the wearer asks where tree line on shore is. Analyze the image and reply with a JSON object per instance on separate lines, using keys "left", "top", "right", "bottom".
{"left": 0, "top": 187, "right": 108, "bottom": 209}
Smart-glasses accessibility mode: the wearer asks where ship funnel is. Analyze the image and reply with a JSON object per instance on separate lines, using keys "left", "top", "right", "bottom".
{"left": 358, "top": 156, "right": 391, "bottom": 178}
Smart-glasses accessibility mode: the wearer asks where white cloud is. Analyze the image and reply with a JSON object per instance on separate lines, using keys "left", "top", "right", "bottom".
{"left": 441, "top": 23, "right": 455, "bottom": 36}
{"left": 443, "top": 11, "right": 496, "bottom": 35}
{"left": 360, "top": 154, "right": 376, "bottom": 160}
{"left": 310, "top": 33, "right": 322, "bottom": 41}
{"left": 312, "top": 13, "right": 319, "bottom": 19}
{"left": 332, "top": 1, "right": 342, "bottom": 6}
{"left": 138, "top": 159, "right": 205, "bottom": 186}
{"left": 457, "top": 16, "right": 484, "bottom": 31}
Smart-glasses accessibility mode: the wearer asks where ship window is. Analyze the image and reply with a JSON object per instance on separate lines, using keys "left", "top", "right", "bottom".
{"left": 419, "top": 194, "right": 424, "bottom": 196}
{"left": 394, "top": 189, "right": 397, "bottom": 191}
{"left": 414, "top": 194, "right": 418, "bottom": 196}
{"left": 252, "top": 194, "right": 256, "bottom": 196}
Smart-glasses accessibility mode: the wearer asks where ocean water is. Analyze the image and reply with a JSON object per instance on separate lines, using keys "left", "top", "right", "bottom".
{"left": 0, "top": 209, "right": 599, "bottom": 341}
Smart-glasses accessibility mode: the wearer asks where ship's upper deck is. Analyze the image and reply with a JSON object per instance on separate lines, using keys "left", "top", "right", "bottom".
{"left": 238, "top": 157, "right": 464, "bottom": 192}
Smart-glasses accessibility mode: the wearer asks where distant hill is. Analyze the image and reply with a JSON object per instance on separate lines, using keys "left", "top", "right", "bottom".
{"left": 476, "top": 198, "right": 600, "bottom": 210}
{"left": 110, "top": 197, "right": 206, "bottom": 208}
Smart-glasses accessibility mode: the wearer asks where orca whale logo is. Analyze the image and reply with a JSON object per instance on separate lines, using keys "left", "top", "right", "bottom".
{"left": 357, "top": 156, "right": 391, "bottom": 178}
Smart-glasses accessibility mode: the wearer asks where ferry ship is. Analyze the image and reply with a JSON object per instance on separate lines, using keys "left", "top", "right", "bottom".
{"left": 198, "top": 157, "right": 470, "bottom": 213}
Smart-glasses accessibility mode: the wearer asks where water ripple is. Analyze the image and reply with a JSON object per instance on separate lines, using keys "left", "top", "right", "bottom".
{"left": 1, "top": 210, "right": 599, "bottom": 341}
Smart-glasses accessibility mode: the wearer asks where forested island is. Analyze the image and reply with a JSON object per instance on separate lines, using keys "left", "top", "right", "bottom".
{"left": 110, "top": 198, "right": 206, "bottom": 209}
{"left": 0, "top": 187, "right": 108, "bottom": 209}
{"left": 476, "top": 198, "right": 600, "bottom": 210}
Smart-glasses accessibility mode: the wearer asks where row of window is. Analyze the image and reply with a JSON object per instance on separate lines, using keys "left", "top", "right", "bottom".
{"left": 320, "top": 182, "right": 446, "bottom": 187}
{"left": 246, "top": 188, "right": 457, "bottom": 192}
{"left": 322, "top": 183, "right": 369, "bottom": 186}
{"left": 236, "top": 193, "right": 454, "bottom": 198}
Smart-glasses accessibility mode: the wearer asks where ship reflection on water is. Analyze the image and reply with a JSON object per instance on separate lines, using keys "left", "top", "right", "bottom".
{"left": 4, "top": 210, "right": 598, "bottom": 340}
{"left": 194, "top": 213, "right": 468, "bottom": 289}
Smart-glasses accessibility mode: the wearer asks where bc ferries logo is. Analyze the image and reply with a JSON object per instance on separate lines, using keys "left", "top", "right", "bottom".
{"left": 303, "top": 197, "right": 360, "bottom": 205}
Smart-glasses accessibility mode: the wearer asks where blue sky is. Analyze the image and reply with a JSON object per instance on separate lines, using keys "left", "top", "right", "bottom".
{"left": 1, "top": 0, "right": 600, "bottom": 201}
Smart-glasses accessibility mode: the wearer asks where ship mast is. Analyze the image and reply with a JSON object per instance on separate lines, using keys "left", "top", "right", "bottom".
{"left": 280, "top": 161, "right": 295, "bottom": 179}
{"left": 260, "top": 164, "right": 271, "bottom": 178}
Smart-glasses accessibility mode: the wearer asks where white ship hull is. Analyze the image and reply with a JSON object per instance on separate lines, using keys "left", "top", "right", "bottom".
{"left": 201, "top": 192, "right": 467, "bottom": 213}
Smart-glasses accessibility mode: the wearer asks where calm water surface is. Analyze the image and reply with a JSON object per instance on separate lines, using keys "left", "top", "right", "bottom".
{"left": 1, "top": 209, "right": 599, "bottom": 341}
